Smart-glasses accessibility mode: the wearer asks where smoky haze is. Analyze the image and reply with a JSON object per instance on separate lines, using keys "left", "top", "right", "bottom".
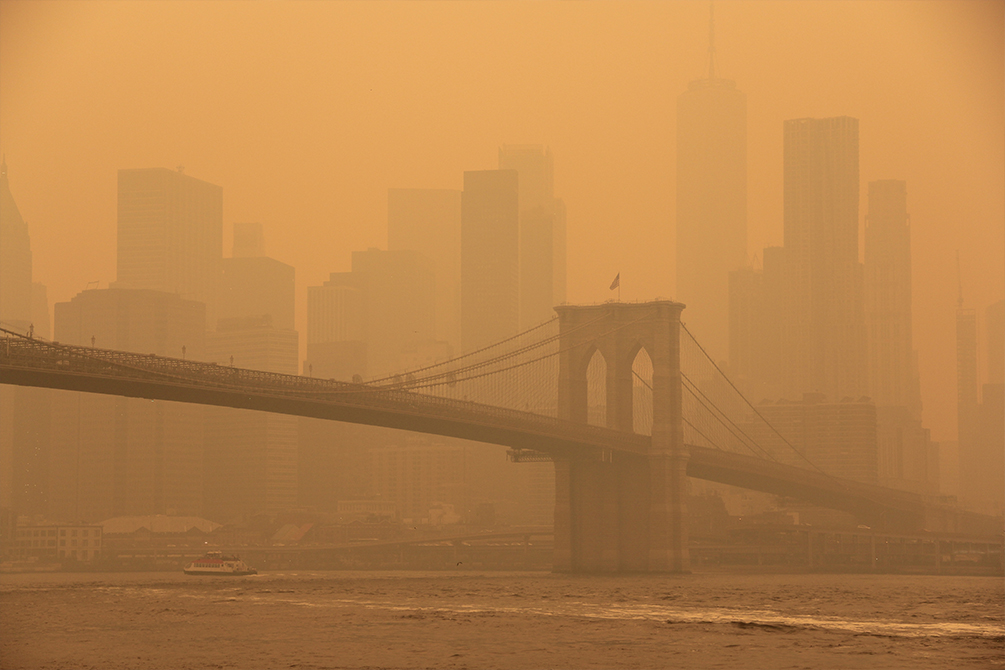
{"left": 1, "top": 0, "right": 1002, "bottom": 442}
{"left": 2, "top": 3, "right": 1005, "bottom": 668}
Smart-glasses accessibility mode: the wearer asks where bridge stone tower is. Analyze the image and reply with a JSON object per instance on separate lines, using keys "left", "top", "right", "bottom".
{"left": 553, "top": 300, "right": 689, "bottom": 573}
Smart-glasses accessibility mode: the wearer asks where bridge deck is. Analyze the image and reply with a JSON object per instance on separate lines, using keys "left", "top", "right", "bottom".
{"left": 2, "top": 334, "right": 993, "bottom": 532}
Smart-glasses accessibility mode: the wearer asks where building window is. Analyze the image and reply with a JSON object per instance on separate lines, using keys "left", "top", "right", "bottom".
{"left": 60, "top": 540, "right": 65, "bottom": 547}
{"left": 60, "top": 530, "right": 66, "bottom": 537}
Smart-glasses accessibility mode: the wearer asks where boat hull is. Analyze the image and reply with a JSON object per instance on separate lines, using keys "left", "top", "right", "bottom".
{"left": 183, "top": 568, "right": 257, "bottom": 576}
{"left": 183, "top": 551, "right": 258, "bottom": 576}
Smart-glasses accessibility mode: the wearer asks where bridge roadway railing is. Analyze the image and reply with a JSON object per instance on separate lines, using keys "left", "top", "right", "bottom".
{"left": 0, "top": 334, "right": 646, "bottom": 456}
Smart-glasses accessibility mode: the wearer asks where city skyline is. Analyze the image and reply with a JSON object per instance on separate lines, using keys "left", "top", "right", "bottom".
{"left": 1, "top": 6, "right": 1003, "bottom": 664}
{"left": 1, "top": 1, "right": 1001, "bottom": 444}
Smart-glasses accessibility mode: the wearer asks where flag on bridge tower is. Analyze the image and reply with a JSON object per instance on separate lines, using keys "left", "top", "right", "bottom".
{"left": 609, "top": 273, "right": 620, "bottom": 291}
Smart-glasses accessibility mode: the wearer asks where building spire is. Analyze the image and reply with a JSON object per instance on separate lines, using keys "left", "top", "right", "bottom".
{"left": 708, "top": 2, "right": 717, "bottom": 80}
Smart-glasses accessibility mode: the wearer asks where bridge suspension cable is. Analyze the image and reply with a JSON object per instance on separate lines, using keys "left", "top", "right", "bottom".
{"left": 679, "top": 322, "right": 832, "bottom": 477}
{"left": 399, "top": 314, "right": 644, "bottom": 388}
{"left": 365, "top": 315, "right": 561, "bottom": 386}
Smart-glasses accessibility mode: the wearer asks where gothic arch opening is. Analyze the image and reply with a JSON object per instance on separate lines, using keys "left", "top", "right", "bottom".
{"left": 631, "top": 347, "right": 653, "bottom": 435}
{"left": 585, "top": 348, "right": 607, "bottom": 427}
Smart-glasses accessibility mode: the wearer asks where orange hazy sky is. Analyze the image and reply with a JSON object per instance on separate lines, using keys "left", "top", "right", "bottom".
{"left": 1, "top": 0, "right": 1002, "bottom": 442}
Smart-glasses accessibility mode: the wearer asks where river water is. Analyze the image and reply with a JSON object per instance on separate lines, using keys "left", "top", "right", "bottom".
{"left": 2, "top": 570, "right": 1002, "bottom": 669}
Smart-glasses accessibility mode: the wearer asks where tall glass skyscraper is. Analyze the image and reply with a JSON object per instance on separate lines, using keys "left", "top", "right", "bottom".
{"left": 460, "top": 169, "right": 519, "bottom": 352}
{"left": 781, "top": 116, "right": 865, "bottom": 401}
{"left": 116, "top": 167, "right": 222, "bottom": 326}
{"left": 675, "top": 18, "right": 746, "bottom": 363}
{"left": 865, "top": 180, "right": 921, "bottom": 416}
{"left": 498, "top": 145, "right": 566, "bottom": 330}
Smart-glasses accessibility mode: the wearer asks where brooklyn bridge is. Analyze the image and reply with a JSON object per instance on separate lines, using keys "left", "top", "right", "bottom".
{"left": 1, "top": 301, "right": 997, "bottom": 572}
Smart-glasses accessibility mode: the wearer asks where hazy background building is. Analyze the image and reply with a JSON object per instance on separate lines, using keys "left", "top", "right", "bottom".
{"left": 498, "top": 145, "right": 567, "bottom": 329}
{"left": 306, "top": 277, "right": 366, "bottom": 381}
{"left": 955, "top": 305, "right": 978, "bottom": 505}
{"left": 864, "top": 180, "right": 922, "bottom": 417}
{"left": 976, "top": 300, "right": 1003, "bottom": 514}
{"left": 203, "top": 224, "right": 299, "bottom": 522}
{"left": 728, "top": 246, "right": 789, "bottom": 401}
{"left": 308, "top": 249, "right": 437, "bottom": 381}
{"left": 0, "top": 158, "right": 52, "bottom": 519}
{"left": 748, "top": 394, "right": 878, "bottom": 483}
{"left": 460, "top": 169, "right": 519, "bottom": 352}
{"left": 370, "top": 438, "right": 468, "bottom": 524}
{"left": 728, "top": 119, "right": 893, "bottom": 495}
{"left": 387, "top": 188, "right": 462, "bottom": 350}
{"left": 860, "top": 180, "right": 934, "bottom": 493}
{"left": 675, "top": 31, "right": 747, "bottom": 365}
{"left": 957, "top": 298, "right": 1004, "bottom": 515}
{"left": 780, "top": 116, "right": 865, "bottom": 402}
{"left": 50, "top": 288, "right": 206, "bottom": 522}
{"left": 352, "top": 248, "right": 437, "bottom": 378}
{"left": 0, "top": 156, "right": 32, "bottom": 334}
{"left": 115, "top": 167, "right": 222, "bottom": 327}
{"left": 732, "top": 118, "right": 865, "bottom": 405}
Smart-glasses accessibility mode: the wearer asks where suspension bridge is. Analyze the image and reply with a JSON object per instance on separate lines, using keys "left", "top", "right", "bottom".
{"left": 1, "top": 300, "right": 996, "bottom": 572}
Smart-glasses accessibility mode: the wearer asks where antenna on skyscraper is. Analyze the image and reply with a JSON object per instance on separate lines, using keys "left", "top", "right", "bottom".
{"left": 708, "top": 2, "right": 717, "bottom": 80}
{"left": 956, "top": 250, "right": 964, "bottom": 309}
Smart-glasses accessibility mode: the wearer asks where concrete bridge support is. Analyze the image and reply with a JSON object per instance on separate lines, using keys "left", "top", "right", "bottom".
{"left": 553, "top": 301, "right": 690, "bottom": 573}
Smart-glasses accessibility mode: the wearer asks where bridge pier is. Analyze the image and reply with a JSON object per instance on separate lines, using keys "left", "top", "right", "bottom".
{"left": 554, "top": 301, "right": 690, "bottom": 573}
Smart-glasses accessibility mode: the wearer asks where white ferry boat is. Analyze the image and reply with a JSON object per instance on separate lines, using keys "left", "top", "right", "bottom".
{"left": 183, "top": 551, "right": 258, "bottom": 576}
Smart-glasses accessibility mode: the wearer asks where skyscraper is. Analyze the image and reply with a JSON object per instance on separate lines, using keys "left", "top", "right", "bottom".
{"left": 955, "top": 297, "right": 1004, "bottom": 514}
{"left": 781, "top": 116, "right": 865, "bottom": 401}
{"left": 217, "top": 224, "right": 296, "bottom": 334}
{"left": 498, "top": 145, "right": 566, "bottom": 328}
{"left": 50, "top": 288, "right": 206, "bottom": 521}
{"left": 115, "top": 167, "right": 222, "bottom": 326}
{"left": 0, "top": 158, "right": 51, "bottom": 518}
{"left": 306, "top": 249, "right": 436, "bottom": 380}
{"left": 349, "top": 248, "right": 436, "bottom": 378}
{"left": 987, "top": 299, "right": 1004, "bottom": 385}
{"left": 461, "top": 169, "right": 519, "bottom": 352}
{"left": 955, "top": 306, "right": 978, "bottom": 503}
{"left": 748, "top": 395, "right": 878, "bottom": 483}
{"left": 864, "top": 180, "right": 922, "bottom": 416}
{"left": 728, "top": 246, "right": 789, "bottom": 402}
{"left": 204, "top": 224, "right": 299, "bottom": 521}
{"left": 675, "top": 9, "right": 747, "bottom": 363}
{"left": 387, "top": 188, "right": 461, "bottom": 348}
{"left": 975, "top": 299, "right": 1004, "bottom": 513}
{"left": 306, "top": 280, "right": 366, "bottom": 380}
{"left": 0, "top": 156, "right": 32, "bottom": 333}
{"left": 370, "top": 437, "right": 468, "bottom": 522}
